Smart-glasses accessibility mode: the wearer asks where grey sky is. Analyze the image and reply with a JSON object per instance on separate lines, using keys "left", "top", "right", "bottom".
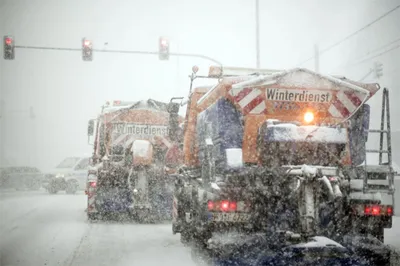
{"left": 0, "top": 0, "right": 399, "bottom": 170}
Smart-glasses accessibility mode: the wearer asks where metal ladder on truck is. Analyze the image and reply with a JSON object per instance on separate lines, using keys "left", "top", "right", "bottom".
{"left": 362, "top": 88, "right": 395, "bottom": 203}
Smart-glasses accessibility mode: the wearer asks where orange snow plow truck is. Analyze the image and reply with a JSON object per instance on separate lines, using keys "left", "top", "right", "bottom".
{"left": 86, "top": 99, "right": 183, "bottom": 222}
{"left": 172, "top": 65, "right": 395, "bottom": 247}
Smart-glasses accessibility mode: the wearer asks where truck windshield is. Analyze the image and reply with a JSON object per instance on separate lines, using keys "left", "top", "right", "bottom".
{"left": 56, "top": 157, "right": 80, "bottom": 168}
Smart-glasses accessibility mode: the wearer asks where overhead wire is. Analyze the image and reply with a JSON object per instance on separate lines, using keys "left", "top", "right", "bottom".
{"left": 331, "top": 37, "right": 400, "bottom": 71}
{"left": 353, "top": 43, "right": 400, "bottom": 65}
{"left": 365, "top": 36, "right": 400, "bottom": 56}
{"left": 297, "top": 4, "right": 400, "bottom": 66}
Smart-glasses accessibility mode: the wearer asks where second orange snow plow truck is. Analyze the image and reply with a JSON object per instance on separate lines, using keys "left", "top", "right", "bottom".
{"left": 86, "top": 99, "right": 183, "bottom": 221}
{"left": 172, "top": 66, "right": 395, "bottom": 252}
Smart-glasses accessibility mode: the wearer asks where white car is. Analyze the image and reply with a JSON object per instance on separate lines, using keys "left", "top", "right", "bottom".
{"left": 43, "top": 157, "right": 90, "bottom": 194}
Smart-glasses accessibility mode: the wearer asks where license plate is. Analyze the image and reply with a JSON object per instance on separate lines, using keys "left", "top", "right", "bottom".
{"left": 209, "top": 212, "right": 251, "bottom": 222}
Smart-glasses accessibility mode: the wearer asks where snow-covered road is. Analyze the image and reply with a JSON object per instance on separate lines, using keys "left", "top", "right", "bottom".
{"left": 1, "top": 190, "right": 400, "bottom": 266}
{"left": 0, "top": 190, "right": 195, "bottom": 266}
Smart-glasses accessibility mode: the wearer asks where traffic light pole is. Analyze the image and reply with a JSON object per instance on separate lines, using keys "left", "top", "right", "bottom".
{"left": 12, "top": 45, "right": 223, "bottom": 66}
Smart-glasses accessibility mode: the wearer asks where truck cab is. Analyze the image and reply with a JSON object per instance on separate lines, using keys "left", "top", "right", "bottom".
{"left": 85, "top": 99, "right": 184, "bottom": 221}
{"left": 172, "top": 65, "right": 395, "bottom": 248}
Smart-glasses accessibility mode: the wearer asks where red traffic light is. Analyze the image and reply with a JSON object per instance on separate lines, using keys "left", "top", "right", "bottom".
{"left": 82, "top": 38, "right": 93, "bottom": 61}
{"left": 4, "top": 35, "right": 15, "bottom": 60}
{"left": 158, "top": 37, "right": 169, "bottom": 60}
{"left": 160, "top": 38, "right": 168, "bottom": 47}
{"left": 5, "top": 37, "right": 13, "bottom": 45}
{"left": 84, "top": 40, "right": 91, "bottom": 46}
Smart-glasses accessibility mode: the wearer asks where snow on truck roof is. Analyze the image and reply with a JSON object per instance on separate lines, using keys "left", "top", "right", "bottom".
{"left": 102, "top": 99, "right": 169, "bottom": 114}
{"left": 207, "top": 66, "right": 379, "bottom": 96}
{"left": 231, "top": 68, "right": 376, "bottom": 95}
{"left": 195, "top": 66, "right": 380, "bottom": 122}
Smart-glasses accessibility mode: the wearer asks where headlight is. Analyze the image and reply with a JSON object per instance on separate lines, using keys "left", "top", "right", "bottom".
{"left": 55, "top": 173, "right": 65, "bottom": 178}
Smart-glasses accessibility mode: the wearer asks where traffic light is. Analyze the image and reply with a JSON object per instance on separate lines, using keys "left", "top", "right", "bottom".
{"left": 374, "top": 62, "right": 383, "bottom": 78}
{"left": 158, "top": 37, "right": 169, "bottom": 60}
{"left": 4, "top": 36, "right": 15, "bottom": 60}
{"left": 82, "top": 38, "right": 93, "bottom": 61}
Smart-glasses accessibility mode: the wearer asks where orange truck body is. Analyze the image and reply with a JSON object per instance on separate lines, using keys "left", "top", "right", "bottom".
{"left": 183, "top": 67, "right": 380, "bottom": 167}
{"left": 93, "top": 100, "right": 183, "bottom": 168}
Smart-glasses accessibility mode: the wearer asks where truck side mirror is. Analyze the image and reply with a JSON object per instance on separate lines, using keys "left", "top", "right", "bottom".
{"left": 167, "top": 102, "right": 180, "bottom": 114}
{"left": 168, "top": 102, "right": 180, "bottom": 142}
{"left": 88, "top": 119, "right": 95, "bottom": 136}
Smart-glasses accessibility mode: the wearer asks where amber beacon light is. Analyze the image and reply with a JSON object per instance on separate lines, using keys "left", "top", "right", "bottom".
{"left": 303, "top": 111, "right": 314, "bottom": 124}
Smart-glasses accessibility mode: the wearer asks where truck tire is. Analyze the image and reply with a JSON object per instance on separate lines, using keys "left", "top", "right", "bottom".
{"left": 88, "top": 213, "right": 98, "bottom": 221}
{"left": 172, "top": 222, "right": 179, "bottom": 235}
{"left": 190, "top": 233, "right": 213, "bottom": 265}
{"left": 180, "top": 230, "right": 191, "bottom": 246}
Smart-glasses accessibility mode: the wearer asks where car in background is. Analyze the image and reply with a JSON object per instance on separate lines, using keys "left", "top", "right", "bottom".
{"left": 0, "top": 166, "right": 43, "bottom": 190}
{"left": 43, "top": 156, "right": 90, "bottom": 194}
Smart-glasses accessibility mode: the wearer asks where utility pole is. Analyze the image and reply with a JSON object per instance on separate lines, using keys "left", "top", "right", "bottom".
{"left": 314, "top": 44, "right": 320, "bottom": 72}
{"left": 255, "top": 0, "right": 261, "bottom": 68}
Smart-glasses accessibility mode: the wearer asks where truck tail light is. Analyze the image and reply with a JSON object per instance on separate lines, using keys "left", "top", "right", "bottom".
{"left": 220, "top": 200, "right": 230, "bottom": 211}
{"left": 89, "top": 181, "right": 96, "bottom": 188}
{"left": 208, "top": 200, "right": 238, "bottom": 212}
{"left": 364, "top": 205, "right": 380, "bottom": 215}
{"left": 363, "top": 205, "right": 393, "bottom": 216}
{"left": 207, "top": 200, "right": 214, "bottom": 211}
{"left": 229, "top": 201, "right": 237, "bottom": 211}
{"left": 387, "top": 206, "right": 393, "bottom": 216}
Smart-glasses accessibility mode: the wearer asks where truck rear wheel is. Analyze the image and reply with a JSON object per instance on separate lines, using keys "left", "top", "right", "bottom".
{"left": 190, "top": 233, "right": 213, "bottom": 265}
{"left": 88, "top": 213, "right": 98, "bottom": 221}
{"left": 180, "top": 230, "right": 191, "bottom": 245}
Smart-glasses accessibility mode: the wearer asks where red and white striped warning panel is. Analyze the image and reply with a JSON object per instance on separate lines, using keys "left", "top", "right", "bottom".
{"left": 87, "top": 182, "right": 97, "bottom": 213}
{"left": 227, "top": 69, "right": 372, "bottom": 119}
{"left": 228, "top": 87, "right": 266, "bottom": 115}
{"left": 329, "top": 90, "right": 365, "bottom": 118}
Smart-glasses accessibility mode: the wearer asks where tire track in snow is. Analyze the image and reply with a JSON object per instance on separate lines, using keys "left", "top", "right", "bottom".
{"left": 64, "top": 222, "right": 92, "bottom": 266}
